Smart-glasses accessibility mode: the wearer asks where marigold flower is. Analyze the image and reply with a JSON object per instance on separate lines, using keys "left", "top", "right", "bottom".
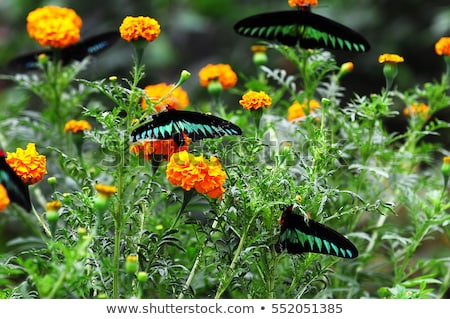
{"left": 64, "top": 119, "right": 92, "bottom": 133}
{"left": 26, "top": 6, "right": 82, "bottom": 48}
{"left": 119, "top": 16, "right": 161, "bottom": 42}
{"left": 287, "top": 99, "right": 320, "bottom": 122}
{"left": 46, "top": 200, "right": 62, "bottom": 211}
{"left": 239, "top": 91, "right": 272, "bottom": 111}
{"left": 435, "top": 37, "right": 450, "bottom": 56}
{"left": 141, "top": 83, "right": 190, "bottom": 111}
{"left": 198, "top": 64, "right": 238, "bottom": 90}
{"left": 288, "top": 0, "right": 318, "bottom": 7}
{"left": 6, "top": 143, "right": 47, "bottom": 185}
{"left": 95, "top": 184, "right": 118, "bottom": 197}
{"left": 403, "top": 102, "right": 430, "bottom": 119}
{"left": 130, "top": 132, "right": 190, "bottom": 162}
{"left": 251, "top": 45, "right": 268, "bottom": 65}
{"left": 0, "top": 185, "right": 10, "bottom": 212}
{"left": 166, "top": 151, "right": 226, "bottom": 199}
{"left": 378, "top": 54, "right": 404, "bottom": 64}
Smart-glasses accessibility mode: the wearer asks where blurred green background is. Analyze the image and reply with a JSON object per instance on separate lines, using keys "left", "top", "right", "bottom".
{"left": 1, "top": 0, "right": 450, "bottom": 147}
{"left": 1, "top": 0, "right": 450, "bottom": 97}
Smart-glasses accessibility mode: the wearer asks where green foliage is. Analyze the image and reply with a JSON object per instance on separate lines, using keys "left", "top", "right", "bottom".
{"left": 1, "top": 17, "right": 450, "bottom": 300}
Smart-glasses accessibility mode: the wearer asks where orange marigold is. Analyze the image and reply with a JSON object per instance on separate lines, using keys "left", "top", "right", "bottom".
{"left": 288, "top": 0, "right": 318, "bottom": 7}
{"left": 64, "top": 119, "right": 92, "bottom": 133}
{"left": 166, "top": 151, "right": 226, "bottom": 199}
{"left": 403, "top": 102, "right": 430, "bottom": 119}
{"left": 130, "top": 132, "right": 191, "bottom": 162}
{"left": 435, "top": 37, "right": 450, "bottom": 56}
{"left": 0, "top": 184, "right": 10, "bottom": 212}
{"left": 26, "top": 6, "right": 82, "bottom": 48}
{"left": 6, "top": 143, "right": 47, "bottom": 185}
{"left": 119, "top": 16, "right": 161, "bottom": 42}
{"left": 287, "top": 99, "right": 321, "bottom": 122}
{"left": 198, "top": 64, "right": 238, "bottom": 89}
{"left": 142, "top": 83, "right": 190, "bottom": 111}
{"left": 239, "top": 91, "right": 272, "bottom": 111}
{"left": 378, "top": 54, "right": 404, "bottom": 64}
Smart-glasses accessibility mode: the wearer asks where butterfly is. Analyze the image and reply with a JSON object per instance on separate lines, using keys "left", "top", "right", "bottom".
{"left": 7, "top": 31, "right": 120, "bottom": 72}
{"left": 131, "top": 108, "right": 243, "bottom": 147}
{"left": 276, "top": 205, "right": 358, "bottom": 258}
{"left": 0, "top": 149, "right": 32, "bottom": 212}
{"left": 234, "top": 5, "right": 370, "bottom": 52}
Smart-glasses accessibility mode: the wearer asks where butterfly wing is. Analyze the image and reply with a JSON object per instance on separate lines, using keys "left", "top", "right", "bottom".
{"left": 61, "top": 31, "right": 120, "bottom": 63}
{"left": 277, "top": 206, "right": 358, "bottom": 258}
{"left": 0, "top": 150, "right": 32, "bottom": 212}
{"left": 131, "top": 109, "right": 242, "bottom": 145}
{"left": 234, "top": 10, "right": 370, "bottom": 52}
{"left": 7, "top": 31, "right": 120, "bottom": 72}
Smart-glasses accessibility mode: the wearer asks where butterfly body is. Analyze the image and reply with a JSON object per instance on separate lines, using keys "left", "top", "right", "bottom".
{"left": 7, "top": 31, "right": 120, "bottom": 72}
{"left": 0, "top": 149, "right": 32, "bottom": 212}
{"left": 277, "top": 206, "right": 358, "bottom": 258}
{"left": 131, "top": 109, "right": 242, "bottom": 146}
{"left": 234, "top": 8, "right": 370, "bottom": 52}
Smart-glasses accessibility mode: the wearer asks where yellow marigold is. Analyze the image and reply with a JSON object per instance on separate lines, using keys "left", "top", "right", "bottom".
{"left": 6, "top": 143, "right": 47, "bottom": 185}
{"left": 198, "top": 64, "right": 238, "bottom": 89}
{"left": 130, "top": 132, "right": 191, "bottom": 161}
{"left": 403, "top": 102, "right": 430, "bottom": 119}
{"left": 251, "top": 45, "right": 267, "bottom": 53}
{"left": 95, "top": 184, "right": 118, "bottom": 197}
{"left": 141, "top": 83, "right": 190, "bottom": 111}
{"left": 26, "top": 6, "right": 82, "bottom": 48}
{"left": 46, "top": 200, "right": 62, "bottom": 211}
{"left": 119, "top": 16, "right": 161, "bottom": 42}
{"left": 443, "top": 156, "right": 450, "bottom": 164}
{"left": 239, "top": 91, "right": 272, "bottom": 111}
{"left": 64, "top": 119, "right": 92, "bottom": 133}
{"left": 288, "top": 0, "right": 318, "bottom": 7}
{"left": 287, "top": 99, "right": 321, "bottom": 122}
{"left": 166, "top": 151, "right": 226, "bottom": 199}
{"left": 0, "top": 184, "right": 10, "bottom": 212}
{"left": 435, "top": 37, "right": 450, "bottom": 56}
{"left": 378, "top": 54, "right": 404, "bottom": 64}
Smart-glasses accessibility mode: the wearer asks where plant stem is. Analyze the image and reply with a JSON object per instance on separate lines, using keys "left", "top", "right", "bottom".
{"left": 214, "top": 212, "right": 257, "bottom": 299}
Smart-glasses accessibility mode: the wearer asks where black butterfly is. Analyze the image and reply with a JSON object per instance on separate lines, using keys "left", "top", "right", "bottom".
{"left": 7, "top": 31, "right": 120, "bottom": 72}
{"left": 234, "top": 6, "right": 370, "bottom": 52}
{"left": 0, "top": 149, "right": 32, "bottom": 212}
{"left": 131, "top": 108, "right": 243, "bottom": 147}
{"left": 276, "top": 206, "right": 358, "bottom": 258}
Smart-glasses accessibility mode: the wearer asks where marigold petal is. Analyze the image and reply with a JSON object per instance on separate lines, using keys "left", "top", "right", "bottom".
{"left": 6, "top": 143, "right": 47, "bottom": 185}
{"left": 119, "top": 16, "right": 161, "bottom": 42}
{"left": 26, "top": 6, "right": 82, "bottom": 48}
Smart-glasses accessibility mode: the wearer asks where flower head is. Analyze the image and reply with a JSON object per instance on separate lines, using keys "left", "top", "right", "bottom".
{"left": 0, "top": 185, "right": 10, "bottom": 212}
{"left": 26, "top": 6, "right": 82, "bottom": 48}
{"left": 435, "top": 37, "right": 450, "bottom": 56}
{"left": 239, "top": 91, "right": 272, "bottom": 111}
{"left": 166, "top": 151, "right": 226, "bottom": 199}
{"left": 288, "top": 0, "right": 318, "bottom": 7}
{"left": 198, "top": 64, "right": 238, "bottom": 90}
{"left": 403, "top": 102, "right": 430, "bottom": 119}
{"left": 130, "top": 132, "right": 191, "bottom": 162}
{"left": 251, "top": 45, "right": 268, "bottom": 65}
{"left": 119, "top": 16, "right": 161, "bottom": 42}
{"left": 288, "top": 99, "right": 321, "bottom": 122}
{"left": 142, "top": 83, "right": 190, "bottom": 111}
{"left": 378, "top": 54, "right": 404, "bottom": 64}
{"left": 6, "top": 143, "right": 47, "bottom": 185}
{"left": 64, "top": 119, "right": 92, "bottom": 133}
{"left": 95, "top": 184, "right": 118, "bottom": 197}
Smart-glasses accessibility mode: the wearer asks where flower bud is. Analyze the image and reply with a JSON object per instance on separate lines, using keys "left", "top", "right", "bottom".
{"left": 125, "top": 254, "right": 139, "bottom": 273}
